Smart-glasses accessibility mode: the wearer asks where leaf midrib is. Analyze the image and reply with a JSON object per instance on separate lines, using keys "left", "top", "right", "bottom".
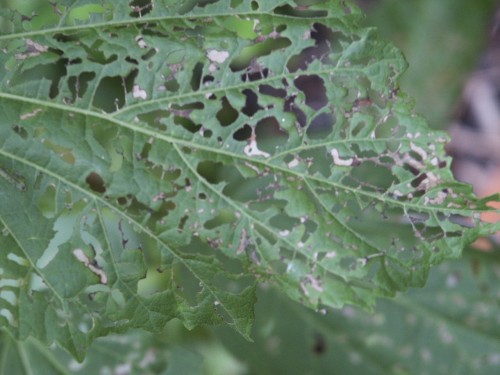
{"left": 0, "top": 92, "right": 473, "bottom": 215}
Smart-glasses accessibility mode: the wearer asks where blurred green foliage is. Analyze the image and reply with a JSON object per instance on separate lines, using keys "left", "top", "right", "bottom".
{"left": 361, "top": 0, "right": 498, "bottom": 128}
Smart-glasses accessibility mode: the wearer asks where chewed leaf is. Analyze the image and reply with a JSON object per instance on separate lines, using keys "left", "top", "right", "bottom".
{"left": 0, "top": 0, "right": 498, "bottom": 359}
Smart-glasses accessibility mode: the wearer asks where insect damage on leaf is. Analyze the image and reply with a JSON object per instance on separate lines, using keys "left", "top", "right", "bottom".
{"left": 0, "top": 0, "right": 498, "bottom": 360}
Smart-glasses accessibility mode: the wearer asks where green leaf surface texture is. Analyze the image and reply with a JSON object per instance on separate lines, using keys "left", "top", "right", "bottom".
{"left": 0, "top": 0, "right": 497, "bottom": 359}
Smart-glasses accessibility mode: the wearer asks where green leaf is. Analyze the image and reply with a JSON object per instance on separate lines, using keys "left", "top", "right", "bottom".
{"left": 0, "top": 0, "right": 498, "bottom": 359}
{"left": 0, "top": 329, "right": 203, "bottom": 375}
{"left": 217, "top": 251, "right": 500, "bottom": 375}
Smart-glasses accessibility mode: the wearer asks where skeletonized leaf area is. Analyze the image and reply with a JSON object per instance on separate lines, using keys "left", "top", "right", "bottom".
{"left": 0, "top": 0, "right": 496, "bottom": 359}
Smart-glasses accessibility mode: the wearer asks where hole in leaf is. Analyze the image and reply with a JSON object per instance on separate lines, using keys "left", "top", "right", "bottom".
{"left": 93, "top": 76, "right": 126, "bottom": 113}
{"left": 129, "top": 0, "right": 153, "bottom": 17}
{"left": 85, "top": 172, "right": 106, "bottom": 193}
{"left": 174, "top": 116, "right": 201, "bottom": 133}
{"left": 242, "top": 89, "right": 263, "bottom": 117}
{"left": 85, "top": 40, "right": 118, "bottom": 65}
{"left": 117, "top": 196, "right": 128, "bottom": 205}
{"left": 294, "top": 75, "right": 328, "bottom": 110}
{"left": 251, "top": 1, "right": 258, "bottom": 10}
{"left": 204, "top": 210, "right": 237, "bottom": 229}
{"left": 231, "top": 0, "right": 243, "bottom": 8}
{"left": 259, "top": 84, "right": 286, "bottom": 98}
{"left": 11, "top": 58, "right": 68, "bottom": 99}
{"left": 273, "top": 4, "right": 328, "bottom": 17}
{"left": 350, "top": 161, "right": 395, "bottom": 191}
{"left": 141, "top": 48, "right": 157, "bottom": 61}
{"left": 163, "top": 78, "right": 180, "bottom": 92}
{"left": 190, "top": 62, "right": 204, "bottom": 91}
{"left": 54, "top": 33, "right": 80, "bottom": 43}
{"left": 411, "top": 173, "right": 428, "bottom": 188}
{"left": 177, "top": 0, "right": 218, "bottom": 15}
{"left": 197, "top": 0, "right": 218, "bottom": 7}
{"left": 165, "top": 168, "right": 181, "bottom": 182}
{"left": 124, "top": 68, "right": 139, "bottom": 92}
{"left": 216, "top": 97, "right": 239, "bottom": 126}
{"left": 230, "top": 38, "right": 291, "bottom": 72}
{"left": 285, "top": 96, "right": 307, "bottom": 127}
{"left": 12, "top": 125, "right": 28, "bottom": 139}
{"left": 197, "top": 161, "right": 224, "bottom": 184}
{"left": 270, "top": 214, "right": 299, "bottom": 231}
{"left": 307, "top": 112, "right": 334, "bottom": 139}
{"left": 137, "top": 109, "right": 170, "bottom": 131}
{"left": 255, "top": 117, "right": 289, "bottom": 154}
{"left": 203, "top": 75, "right": 214, "bottom": 85}
{"left": 178, "top": 214, "right": 189, "bottom": 232}
{"left": 233, "top": 124, "right": 252, "bottom": 141}
{"left": 139, "top": 142, "right": 152, "bottom": 160}
{"left": 68, "top": 72, "right": 96, "bottom": 102}
{"left": 148, "top": 200, "right": 177, "bottom": 225}
{"left": 241, "top": 67, "right": 269, "bottom": 83}
{"left": 287, "top": 23, "right": 340, "bottom": 72}
{"left": 171, "top": 102, "right": 204, "bottom": 111}
{"left": 126, "top": 195, "right": 153, "bottom": 216}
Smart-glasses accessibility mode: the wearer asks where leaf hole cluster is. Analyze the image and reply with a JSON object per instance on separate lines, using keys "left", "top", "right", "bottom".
{"left": 287, "top": 23, "right": 340, "bottom": 73}
{"left": 68, "top": 72, "right": 95, "bottom": 102}
{"left": 11, "top": 57, "right": 68, "bottom": 99}
{"left": 92, "top": 69, "right": 137, "bottom": 112}
{"left": 137, "top": 109, "right": 170, "bottom": 131}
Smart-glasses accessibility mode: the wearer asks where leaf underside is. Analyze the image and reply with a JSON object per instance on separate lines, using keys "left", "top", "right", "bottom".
{"left": 0, "top": 0, "right": 497, "bottom": 359}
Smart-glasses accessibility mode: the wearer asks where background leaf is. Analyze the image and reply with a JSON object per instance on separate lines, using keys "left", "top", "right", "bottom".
{"left": 360, "top": 0, "right": 499, "bottom": 129}
{"left": 0, "top": 328, "right": 203, "bottom": 375}
{"left": 216, "top": 250, "right": 500, "bottom": 375}
{"left": 0, "top": 0, "right": 498, "bottom": 360}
